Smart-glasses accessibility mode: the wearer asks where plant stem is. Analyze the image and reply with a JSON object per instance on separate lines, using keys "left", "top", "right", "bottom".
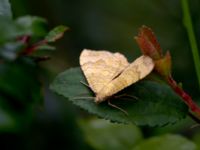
{"left": 181, "top": 0, "right": 200, "bottom": 88}
{"left": 167, "top": 76, "right": 200, "bottom": 118}
{"left": 17, "top": 35, "right": 30, "bottom": 43}
{"left": 23, "top": 39, "right": 47, "bottom": 55}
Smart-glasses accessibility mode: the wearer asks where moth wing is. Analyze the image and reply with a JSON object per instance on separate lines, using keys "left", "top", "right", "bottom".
{"left": 80, "top": 49, "right": 129, "bottom": 93}
{"left": 96, "top": 55, "right": 154, "bottom": 102}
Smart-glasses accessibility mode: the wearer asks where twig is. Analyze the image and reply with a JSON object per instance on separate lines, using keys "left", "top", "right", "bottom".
{"left": 167, "top": 75, "right": 200, "bottom": 118}
{"left": 23, "top": 39, "right": 47, "bottom": 55}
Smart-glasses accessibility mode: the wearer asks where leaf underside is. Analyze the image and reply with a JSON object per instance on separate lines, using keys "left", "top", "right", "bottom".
{"left": 50, "top": 67, "right": 188, "bottom": 127}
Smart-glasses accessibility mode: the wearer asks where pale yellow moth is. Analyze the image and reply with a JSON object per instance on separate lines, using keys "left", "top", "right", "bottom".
{"left": 80, "top": 49, "right": 154, "bottom": 103}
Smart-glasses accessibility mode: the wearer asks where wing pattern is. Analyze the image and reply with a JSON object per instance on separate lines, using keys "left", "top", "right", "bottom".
{"left": 80, "top": 49, "right": 129, "bottom": 93}
{"left": 79, "top": 49, "right": 154, "bottom": 103}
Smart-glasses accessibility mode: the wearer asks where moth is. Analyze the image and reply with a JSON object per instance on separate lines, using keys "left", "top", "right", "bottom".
{"left": 80, "top": 49, "right": 154, "bottom": 104}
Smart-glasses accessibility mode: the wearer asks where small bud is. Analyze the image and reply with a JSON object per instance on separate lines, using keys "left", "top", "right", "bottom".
{"left": 135, "top": 26, "right": 172, "bottom": 77}
{"left": 135, "top": 25, "right": 162, "bottom": 60}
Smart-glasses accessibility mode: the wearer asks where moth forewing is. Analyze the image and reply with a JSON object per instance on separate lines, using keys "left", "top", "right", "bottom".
{"left": 95, "top": 55, "right": 154, "bottom": 103}
{"left": 80, "top": 49, "right": 129, "bottom": 94}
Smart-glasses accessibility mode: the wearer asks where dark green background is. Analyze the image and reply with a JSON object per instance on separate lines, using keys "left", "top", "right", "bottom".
{"left": 1, "top": 0, "right": 200, "bottom": 149}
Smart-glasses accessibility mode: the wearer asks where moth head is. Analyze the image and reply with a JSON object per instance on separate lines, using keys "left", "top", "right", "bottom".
{"left": 95, "top": 94, "right": 108, "bottom": 104}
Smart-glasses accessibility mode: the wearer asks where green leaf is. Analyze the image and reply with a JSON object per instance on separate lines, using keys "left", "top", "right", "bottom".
{"left": 132, "top": 134, "right": 196, "bottom": 150}
{"left": 35, "top": 44, "right": 56, "bottom": 51}
{"left": 45, "top": 25, "right": 68, "bottom": 42}
{"left": 192, "top": 130, "right": 200, "bottom": 150}
{"left": 0, "top": 0, "right": 12, "bottom": 19}
{"left": 79, "top": 119, "right": 143, "bottom": 150}
{"left": 15, "top": 16, "right": 48, "bottom": 37}
{"left": 0, "top": 15, "right": 48, "bottom": 44}
{"left": 0, "top": 17, "right": 24, "bottom": 44}
{"left": 0, "top": 41, "right": 24, "bottom": 60}
{"left": 50, "top": 67, "right": 188, "bottom": 126}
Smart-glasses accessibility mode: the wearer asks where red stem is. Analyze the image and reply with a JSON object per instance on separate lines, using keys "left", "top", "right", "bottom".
{"left": 167, "top": 76, "right": 200, "bottom": 117}
{"left": 24, "top": 40, "right": 47, "bottom": 55}
{"left": 17, "top": 35, "right": 30, "bottom": 43}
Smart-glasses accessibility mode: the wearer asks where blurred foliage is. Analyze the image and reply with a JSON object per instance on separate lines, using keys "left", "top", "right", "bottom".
{"left": 0, "top": 0, "right": 200, "bottom": 149}
{"left": 0, "top": 0, "right": 12, "bottom": 18}
{"left": 80, "top": 119, "right": 197, "bottom": 150}
{"left": 0, "top": 0, "right": 92, "bottom": 150}
{"left": 79, "top": 119, "right": 143, "bottom": 150}
{"left": 132, "top": 134, "right": 196, "bottom": 150}
{"left": 193, "top": 130, "right": 200, "bottom": 150}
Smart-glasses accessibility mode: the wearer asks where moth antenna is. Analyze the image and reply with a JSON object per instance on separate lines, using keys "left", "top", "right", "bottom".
{"left": 108, "top": 100, "right": 128, "bottom": 116}
{"left": 80, "top": 81, "right": 91, "bottom": 89}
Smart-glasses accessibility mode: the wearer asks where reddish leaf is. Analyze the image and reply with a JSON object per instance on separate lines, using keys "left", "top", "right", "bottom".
{"left": 135, "top": 26, "right": 162, "bottom": 60}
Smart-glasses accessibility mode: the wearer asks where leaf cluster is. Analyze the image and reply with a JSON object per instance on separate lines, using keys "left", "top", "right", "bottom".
{"left": 0, "top": 0, "right": 67, "bottom": 130}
